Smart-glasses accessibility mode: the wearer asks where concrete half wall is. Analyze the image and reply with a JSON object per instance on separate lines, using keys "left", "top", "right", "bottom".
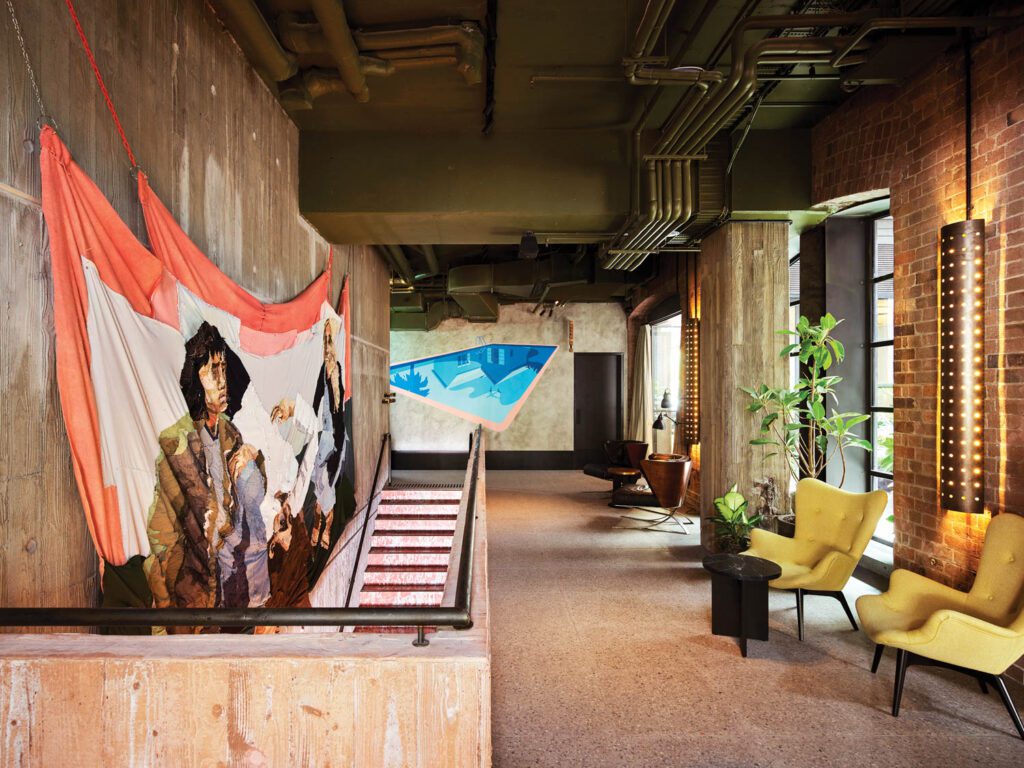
{"left": 390, "top": 303, "right": 627, "bottom": 456}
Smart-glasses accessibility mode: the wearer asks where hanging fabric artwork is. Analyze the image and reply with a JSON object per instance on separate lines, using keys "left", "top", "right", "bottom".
{"left": 39, "top": 127, "right": 355, "bottom": 629}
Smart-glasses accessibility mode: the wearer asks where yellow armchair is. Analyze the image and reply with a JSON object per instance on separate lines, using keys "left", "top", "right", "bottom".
{"left": 856, "top": 513, "right": 1024, "bottom": 739}
{"left": 743, "top": 478, "right": 888, "bottom": 640}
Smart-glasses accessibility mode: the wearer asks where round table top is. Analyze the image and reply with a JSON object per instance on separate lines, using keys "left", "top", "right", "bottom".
{"left": 702, "top": 553, "right": 782, "bottom": 582}
{"left": 607, "top": 466, "right": 641, "bottom": 477}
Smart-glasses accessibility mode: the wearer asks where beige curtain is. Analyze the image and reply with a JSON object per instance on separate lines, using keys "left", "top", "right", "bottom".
{"left": 627, "top": 324, "right": 653, "bottom": 451}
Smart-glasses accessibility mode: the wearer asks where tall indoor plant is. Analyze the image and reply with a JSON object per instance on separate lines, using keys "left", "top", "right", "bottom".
{"left": 741, "top": 313, "right": 872, "bottom": 488}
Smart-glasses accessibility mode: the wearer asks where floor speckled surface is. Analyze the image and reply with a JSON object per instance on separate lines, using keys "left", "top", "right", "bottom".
{"left": 395, "top": 469, "right": 1023, "bottom": 767}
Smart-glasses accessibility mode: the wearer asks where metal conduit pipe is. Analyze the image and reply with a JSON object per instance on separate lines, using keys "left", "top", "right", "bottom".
{"left": 628, "top": 66, "right": 724, "bottom": 86}
{"left": 632, "top": 159, "right": 684, "bottom": 257}
{"left": 626, "top": 0, "right": 678, "bottom": 80}
{"left": 209, "top": 0, "right": 297, "bottom": 82}
{"left": 609, "top": 161, "right": 693, "bottom": 271}
{"left": 668, "top": 39, "right": 840, "bottom": 157}
{"left": 383, "top": 245, "right": 415, "bottom": 285}
{"left": 622, "top": 161, "right": 665, "bottom": 263}
{"left": 309, "top": 0, "right": 370, "bottom": 102}
{"left": 655, "top": 10, "right": 871, "bottom": 153}
{"left": 353, "top": 24, "right": 485, "bottom": 85}
{"left": 651, "top": 78, "right": 717, "bottom": 166}
{"left": 420, "top": 245, "right": 440, "bottom": 277}
{"left": 622, "top": 160, "right": 671, "bottom": 260}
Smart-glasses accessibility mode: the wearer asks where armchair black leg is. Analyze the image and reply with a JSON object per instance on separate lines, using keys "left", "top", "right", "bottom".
{"left": 992, "top": 675, "right": 1024, "bottom": 740}
{"left": 871, "top": 644, "right": 884, "bottom": 674}
{"left": 892, "top": 649, "right": 909, "bottom": 717}
{"left": 836, "top": 592, "right": 858, "bottom": 632}
{"left": 977, "top": 677, "right": 989, "bottom": 695}
{"left": 796, "top": 588, "right": 805, "bottom": 642}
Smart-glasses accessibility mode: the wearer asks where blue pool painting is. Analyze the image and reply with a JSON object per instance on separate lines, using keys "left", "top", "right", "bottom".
{"left": 390, "top": 343, "right": 558, "bottom": 430}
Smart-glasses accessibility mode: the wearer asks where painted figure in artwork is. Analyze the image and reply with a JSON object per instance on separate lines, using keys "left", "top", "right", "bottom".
{"left": 147, "top": 322, "right": 271, "bottom": 618}
{"left": 306, "top": 318, "right": 347, "bottom": 555}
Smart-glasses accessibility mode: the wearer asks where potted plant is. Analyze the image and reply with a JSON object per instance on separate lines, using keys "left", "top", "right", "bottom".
{"left": 741, "top": 313, "right": 873, "bottom": 494}
{"left": 711, "top": 485, "right": 762, "bottom": 553}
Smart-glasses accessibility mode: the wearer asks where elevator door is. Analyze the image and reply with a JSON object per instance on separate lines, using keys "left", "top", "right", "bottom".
{"left": 573, "top": 353, "right": 623, "bottom": 469}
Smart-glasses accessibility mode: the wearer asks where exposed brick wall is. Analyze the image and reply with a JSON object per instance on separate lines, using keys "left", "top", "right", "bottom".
{"left": 812, "top": 27, "right": 1024, "bottom": 683}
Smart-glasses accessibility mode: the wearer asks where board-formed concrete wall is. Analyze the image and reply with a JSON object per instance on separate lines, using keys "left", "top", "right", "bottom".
{"left": 0, "top": 0, "right": 389, "bottom": 623}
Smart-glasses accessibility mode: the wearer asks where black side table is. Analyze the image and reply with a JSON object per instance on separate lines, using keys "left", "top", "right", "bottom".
{"left": 702, "top": 553, "right": 782, "bottom": 658}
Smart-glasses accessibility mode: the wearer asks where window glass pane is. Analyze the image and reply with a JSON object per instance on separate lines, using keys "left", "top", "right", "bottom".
{"left": 874, "top": 216, "right": 894, "bottom": 277}
{"left": 872, "top": 278, "right": 894, "bottom": 341}
{"left": 872, "top": 345, "right": 894, "bottom": 407}
{"left": 651, "top": 316, "right": 681, "bottom": 412}
{"left": 871, "top": 475, "right": 895, "bottom": 544}
{"left": 872, "top": 412, "right": 895, "bottom": 472}
{"left": 789, "top": 303, "right": 800, "bottom": 335}
{"left": 790, "top": 354, "right": 800, "bottom": 388}
{"left": 789, "top": 256, "right": 800, "bottom": 304}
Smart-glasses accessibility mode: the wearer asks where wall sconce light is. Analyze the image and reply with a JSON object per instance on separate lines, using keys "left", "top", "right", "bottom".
{"left": 382, "top": 391, "right": 397, "bottom": 405}
{"left": 938, "top": 33, "right": 985, "bottom": 514}
{"left": 567, "top": 319, "right": 575, "bottom": 352}
{"left": 681, "top": 317, "right": 700, "bottom": 444}
{"left": 939, "top": 219, "right": 985, "bottom": 514}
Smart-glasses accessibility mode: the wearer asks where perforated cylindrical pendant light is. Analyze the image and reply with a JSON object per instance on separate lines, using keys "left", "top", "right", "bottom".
{"left": 939, "top": 219, "right": 985, "bottom": 514}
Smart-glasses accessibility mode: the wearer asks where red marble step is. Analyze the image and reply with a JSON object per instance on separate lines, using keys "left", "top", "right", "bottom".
{"left": 366, "top": 551, "right": 451, "bottom": 567}
{"left": 376, "top": 503, "right": 460, "bottom": 517}
{"left": 364, "top": 563, "right": 448, "bottom": 573}
{"left": 371, "top": 534, "right": 454, "bottom": 551}
{"left": 374, "top": 514, "right": 458, "bottom": 532}
{"left": 381, "top": 489, "right": 462, "bottom": 501}
{"left": 358, "top": 592, "right": 444, "bottom": 607}
{"left": 362, "top": 570, "right": 448, "bottom": 586}
{"left": 361, "top": 582, "right": 444, "bottom": 592}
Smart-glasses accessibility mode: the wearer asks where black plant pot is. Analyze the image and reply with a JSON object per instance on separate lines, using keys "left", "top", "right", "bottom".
{"left": 776, "top": 517, "right": 796, "bottom": 539}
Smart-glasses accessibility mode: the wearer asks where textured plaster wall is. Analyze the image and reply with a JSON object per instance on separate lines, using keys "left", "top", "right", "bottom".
{"left": 390, "top": 303, "right": 627, "bottom": 452}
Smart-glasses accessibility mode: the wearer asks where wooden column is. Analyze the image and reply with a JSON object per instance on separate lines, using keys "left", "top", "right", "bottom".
{"left": 698, "top": 221, "right": 791, "bottom": 548}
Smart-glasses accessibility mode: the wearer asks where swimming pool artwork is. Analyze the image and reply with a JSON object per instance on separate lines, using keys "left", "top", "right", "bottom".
{"left": 390, "top": 343, "right": 558, "bottom": 430}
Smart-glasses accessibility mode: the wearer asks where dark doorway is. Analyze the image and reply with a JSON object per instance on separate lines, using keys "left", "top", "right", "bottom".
{"left": 573, "top": 353, "right": 623, "bottom": 469}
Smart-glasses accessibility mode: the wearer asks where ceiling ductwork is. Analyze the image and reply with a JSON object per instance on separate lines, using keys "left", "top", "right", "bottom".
{"left": 599, "top": 9, "right": 1012, "bottom": 271}
{"left": 209, "top": 1, "right": 487, "bottom": 111}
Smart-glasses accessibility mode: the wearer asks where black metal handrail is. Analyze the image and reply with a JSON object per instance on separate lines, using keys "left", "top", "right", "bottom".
{"left": 0, "top": 426, "right": 485, "bottom": 636}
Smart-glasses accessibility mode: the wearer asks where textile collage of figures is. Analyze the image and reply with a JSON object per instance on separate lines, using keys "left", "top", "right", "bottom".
{"left": 39, "top": 126, "right": 354, "bottom": 630}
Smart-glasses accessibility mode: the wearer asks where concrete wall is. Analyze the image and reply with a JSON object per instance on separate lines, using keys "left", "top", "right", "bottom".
{"left": 0, "top": 0, "right": 389, "bottom": 622}
{"left": 390, "top": 303, "right": 627, "bottom": 453}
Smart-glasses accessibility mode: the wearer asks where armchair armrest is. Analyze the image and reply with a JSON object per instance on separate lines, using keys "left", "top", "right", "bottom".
{"left": 803, "top": 550, "right": 858, "bottom": 592}
{"left": 878, "top": 608, "right": 1024, "bottom": 675}
{"left": 883, "top": 569, "right": 969, "bottom": 611}
{"left": 745, "top": 528, "right": 803, "bottom": 561}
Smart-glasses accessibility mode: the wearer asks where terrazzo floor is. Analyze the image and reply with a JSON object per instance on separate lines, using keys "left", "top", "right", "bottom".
{"left": 395, "top": 469, "right": 1023, "bottom": 767}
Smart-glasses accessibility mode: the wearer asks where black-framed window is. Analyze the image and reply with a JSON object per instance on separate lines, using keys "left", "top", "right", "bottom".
{"left": 868, "top": 215, "right": 895, "bottom": 544}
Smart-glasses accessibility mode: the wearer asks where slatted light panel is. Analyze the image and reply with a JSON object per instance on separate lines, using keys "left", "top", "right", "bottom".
{"left": 939, "top": 219, "right": 985, "bottom": 514}
{"left": 681, "top": 318, "right": 700, "bottom": 444}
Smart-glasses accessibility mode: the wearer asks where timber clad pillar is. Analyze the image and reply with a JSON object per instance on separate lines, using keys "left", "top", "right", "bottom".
{"left": 698, "top": 221, "right": 791, "bottom": 548}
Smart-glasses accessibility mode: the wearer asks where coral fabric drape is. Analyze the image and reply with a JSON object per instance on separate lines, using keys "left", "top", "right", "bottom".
{"left": 39, "top": 126, "right": 339, "bottom": 568}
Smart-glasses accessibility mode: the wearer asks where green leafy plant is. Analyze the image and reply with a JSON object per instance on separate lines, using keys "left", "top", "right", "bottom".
{"left": 741, "top": 313, "right": 872, "bottom": 488}
{"left": 712, "top": 484, "right": 762, "bottom": 553}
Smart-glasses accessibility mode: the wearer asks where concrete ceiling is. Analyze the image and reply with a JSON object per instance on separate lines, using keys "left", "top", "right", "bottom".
{"left": 214, "top": 0, "right": 1001, "bottom": 248}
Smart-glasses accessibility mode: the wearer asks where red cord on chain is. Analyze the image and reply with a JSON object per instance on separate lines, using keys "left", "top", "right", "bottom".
{"left": 63, "top": 0, "right": 138, "bottom": 170}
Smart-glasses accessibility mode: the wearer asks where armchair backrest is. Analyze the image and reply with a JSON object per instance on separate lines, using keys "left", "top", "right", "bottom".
{"left": 794, "top": 478, "right": 888, "bottom": 560}
{"left": 968, "top": 512, "right": 1024, "bottom": 625}
{"left": 640, "top": 456, "right": 692, "bottom": 509}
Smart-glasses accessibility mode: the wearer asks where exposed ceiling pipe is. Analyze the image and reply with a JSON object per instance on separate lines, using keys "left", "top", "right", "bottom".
{"left": 353, "top": 24, "right": 486, "bottom": 85}
{"left": 309, "top": 0, "right": 369, "bottom": 102}
{"left": 419, "top": 245, "right": 440, "bottom": 277}
{"left": 382, "top": 245, "right": 415, "bottom": 285}
{"left": 209, "top": 0, "right": 297, "bottom": 82}
{"left": 625, "top": 0, "right": 678, "bottom": 81}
